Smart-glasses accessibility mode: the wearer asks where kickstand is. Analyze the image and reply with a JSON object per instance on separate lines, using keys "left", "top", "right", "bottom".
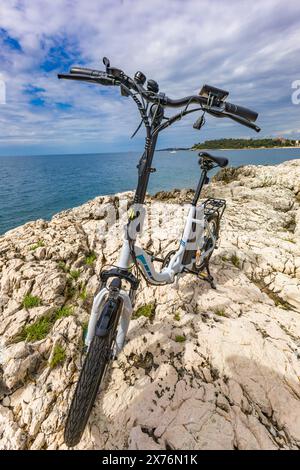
{"left": 173, "top": 273, "right": 183, "bottom": 289}
{"left": 198, "top": 262, "right": 216, "bottom": 289}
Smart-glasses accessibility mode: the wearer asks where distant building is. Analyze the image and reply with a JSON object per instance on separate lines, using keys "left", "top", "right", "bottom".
{"left": 277, "top": 137, "right": 287, "bottom": 143}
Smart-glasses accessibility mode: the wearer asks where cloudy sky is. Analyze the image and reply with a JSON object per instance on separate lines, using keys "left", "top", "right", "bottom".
{"left": 0, "top": 0, "right": 300, "bottom": 156}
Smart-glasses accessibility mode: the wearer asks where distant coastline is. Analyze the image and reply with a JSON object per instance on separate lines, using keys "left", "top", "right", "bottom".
{"left": 158, "top": 138, "right": 300, "bottom": 153}
{"left": 192, "top": 146, "right": 300, "bottom": 151}
{"left": 158, "top": 146, "right": 300, "bottom": 152}
{"left": 191, "top": 138, "right": 299, "bottom": 151}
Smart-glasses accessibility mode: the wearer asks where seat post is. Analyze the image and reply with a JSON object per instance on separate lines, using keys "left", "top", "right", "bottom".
{"left": 192, "top": 157, "right": 213, "bottom": 206}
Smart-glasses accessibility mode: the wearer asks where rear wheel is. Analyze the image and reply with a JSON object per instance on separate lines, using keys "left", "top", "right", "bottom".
{"left": 64, "top": 322, "right": 115, "bottom": 447}
{"left": 194, "top": 214, "right": 219, "bottom": 270}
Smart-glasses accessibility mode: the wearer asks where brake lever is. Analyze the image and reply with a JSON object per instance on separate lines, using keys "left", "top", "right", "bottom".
{"left": 224, "top": 112, "right": 261, "bottom": 132}
{"left": 205, "top": 107, "right": 261, "bottom": 132}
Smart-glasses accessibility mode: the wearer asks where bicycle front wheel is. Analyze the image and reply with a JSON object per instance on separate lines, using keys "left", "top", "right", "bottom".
{"left": 64, "top": 333, "right": 111, "bottom": 447}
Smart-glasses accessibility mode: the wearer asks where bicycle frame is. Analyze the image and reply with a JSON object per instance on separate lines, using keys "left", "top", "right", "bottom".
{"left": 118, "top": 203, "right": 208, "bottom": 284}
{"left": 85, "top": 111, "right": 220, "bottom": 351}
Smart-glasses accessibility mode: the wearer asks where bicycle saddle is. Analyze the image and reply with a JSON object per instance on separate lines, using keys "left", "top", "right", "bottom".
{"left": 198, "top": 152, "right": 228, "bottom": 168}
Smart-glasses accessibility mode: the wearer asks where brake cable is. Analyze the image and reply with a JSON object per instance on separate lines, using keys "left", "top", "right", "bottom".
{"left": 183, "top": 96, "right": 194, "bottom": 113}
{"left": 130, "top": 104, "right": 149, "bottom": 139}
{"left": 120, "top": 82, "right": 151, "bottom": 133}
{"left": 152, "top": 106, "right": 204, "bottom": 137}
{"left": 130, "top": 121, "right": 142, "bottom": 139}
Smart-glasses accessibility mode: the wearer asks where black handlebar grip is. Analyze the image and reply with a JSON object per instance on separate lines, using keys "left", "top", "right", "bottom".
{"left": 58, "top": 73, "right": 115, "bottom": 86}
{"left": 70, "top": 67, "right": 109, "bottom": 80}
{"left": 70, "top": 67, "right": 96, "bottom": 75}
{"left": 225, "top": 102, "right": 258, "bottom": 122}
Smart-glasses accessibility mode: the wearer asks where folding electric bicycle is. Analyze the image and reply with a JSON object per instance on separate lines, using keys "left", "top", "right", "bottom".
{"left": 58, "top": 58, "right": 260, "bottom": 447}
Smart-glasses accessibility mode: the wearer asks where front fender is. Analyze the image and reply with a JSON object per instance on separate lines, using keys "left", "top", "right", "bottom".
{"left": 95, "top": 296, "right": 123, "bottom": 337}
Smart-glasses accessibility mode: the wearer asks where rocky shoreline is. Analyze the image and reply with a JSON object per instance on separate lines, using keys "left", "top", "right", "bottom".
{"left": 0, "top": 159, "right": 300, "bottom": 450}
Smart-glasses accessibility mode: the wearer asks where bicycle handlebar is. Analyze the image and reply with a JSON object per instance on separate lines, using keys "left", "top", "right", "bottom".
{"left": 58, "top": 65, "right": 260, "bottom": 132}
{"left": 224, "top": 102, "right": 258, "bottom": 122}
{"left": 58, "top": 72, "right": 116, "bottom": 86}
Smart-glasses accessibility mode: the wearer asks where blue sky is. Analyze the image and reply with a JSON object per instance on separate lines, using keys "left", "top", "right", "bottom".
{"left": 0, "top": 0, "right": 300, "bottom": 156}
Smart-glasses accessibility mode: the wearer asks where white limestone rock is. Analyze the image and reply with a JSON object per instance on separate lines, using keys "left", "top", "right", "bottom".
{"left": 0, "top": 159, "right": 299, "bottom": 450}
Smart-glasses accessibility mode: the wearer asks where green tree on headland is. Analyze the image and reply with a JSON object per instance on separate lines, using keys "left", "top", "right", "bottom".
{"left": 192, "top": 138, "right": 297, "bottom": 150}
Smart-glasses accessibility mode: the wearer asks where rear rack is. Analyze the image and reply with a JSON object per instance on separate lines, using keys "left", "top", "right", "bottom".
{"left": 203, "top": 198, "right": 226, "bottom": 219}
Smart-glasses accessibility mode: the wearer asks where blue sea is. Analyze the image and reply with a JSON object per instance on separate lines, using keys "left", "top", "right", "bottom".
{"left": 0, "top": 148, "right": 300, "bottom": 235}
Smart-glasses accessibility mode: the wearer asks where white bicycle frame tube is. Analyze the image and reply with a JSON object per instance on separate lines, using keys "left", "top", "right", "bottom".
{"left": 86, "top": 201, "right": 215, "bottom": 353}
{"left": 117, "top": 202, "right": 210, "bottom": 284}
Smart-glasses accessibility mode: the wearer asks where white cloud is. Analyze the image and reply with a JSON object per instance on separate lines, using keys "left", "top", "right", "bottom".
{"left": 0, "top": 0, "right": 300, "bottom": 154}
